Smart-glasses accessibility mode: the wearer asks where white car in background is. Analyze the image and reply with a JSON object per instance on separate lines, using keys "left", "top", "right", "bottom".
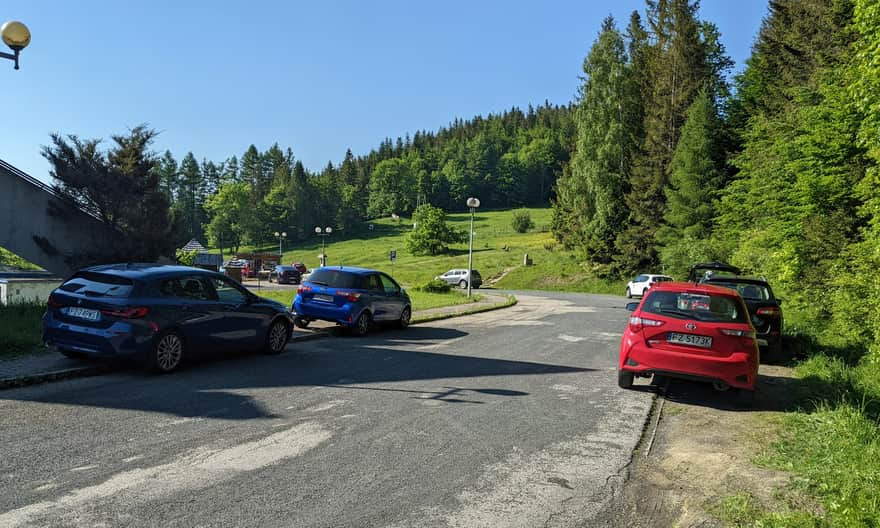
{"left": 625, "top": 274, "right": 673, "bottom": 298}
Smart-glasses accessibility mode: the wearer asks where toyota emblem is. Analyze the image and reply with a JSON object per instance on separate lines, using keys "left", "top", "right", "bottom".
{"left": 685, "top": 322, "right": 697, "bottom": 330}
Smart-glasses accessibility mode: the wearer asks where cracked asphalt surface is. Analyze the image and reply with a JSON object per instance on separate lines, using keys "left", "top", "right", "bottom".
{"left": 0, "top": 291, "right": 653, "bottom": 527}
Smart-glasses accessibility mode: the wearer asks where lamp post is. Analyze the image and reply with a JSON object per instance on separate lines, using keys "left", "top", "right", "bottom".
{"left": 1, "top": 21, "right": 30, "bottom": 70}
{"left": 315, "top": 226, "right": 332, "bottom": 267}
{"left": 466, "top": 197, "right": 480, "bottom": 298}
{"left": 274, "top": 231, "right": 287, "bottom": 258}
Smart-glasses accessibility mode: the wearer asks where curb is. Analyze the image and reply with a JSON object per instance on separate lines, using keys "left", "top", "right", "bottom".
{"left": 1, "top": 297, "right": 517, "bottom": 390}
{"left": 412, "top": 295, "right": 517, "bottom": 324}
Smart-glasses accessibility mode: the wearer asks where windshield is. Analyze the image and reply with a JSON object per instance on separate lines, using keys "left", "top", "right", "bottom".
{"left": 307, "top": 269, "right": 360, "bottom": 289}
{"left": 642, "top": 290, "right": 747, "bottom": 323}
{"left": 58, "top": 272, "right": 135, "bottom": 298}
{"left": 708, "top": 281, "right": 772, "bottom": 301}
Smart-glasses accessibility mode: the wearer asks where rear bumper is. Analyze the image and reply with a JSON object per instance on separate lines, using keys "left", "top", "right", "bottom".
{"left": 620, "top": 339, "right": 758, "bottom": 390}
{"left": 42, "top": 312, "right": 152, "bottom": 358}
{"left": 291, "top": 300, "right": 356, "bottom": 326}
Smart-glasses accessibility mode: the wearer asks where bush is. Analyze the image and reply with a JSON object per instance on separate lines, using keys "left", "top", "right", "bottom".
{"left": 418, "top": 279, "right": 452, "bottom": 293}
{"left": 0, "top": 302, "right": 45, "bottom": 359}
{"left": 511, "top": 210, "right": 535, "bottom": 233}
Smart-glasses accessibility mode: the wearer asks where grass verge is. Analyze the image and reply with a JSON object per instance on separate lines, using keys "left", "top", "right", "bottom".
{"left": 752, "top": 354, "right": 880, "bottom": 527}
{"left": 412, "top": 295, "right": 517, "bottom": 324}
{"left": 0, "top": 303, "right": 46, "bottom": 360}
{"left": 253, "top": 288, "right": 481, "bottom": 312}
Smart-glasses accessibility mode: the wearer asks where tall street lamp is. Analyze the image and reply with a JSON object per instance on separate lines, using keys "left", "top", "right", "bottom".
{"left": 315, "top": 226, "right": 332, "bottom": 267}
{"left": 274, "top": 231, "right": 287, "bottom": 257}
{"left": 466, "top": 197, "right": 480, "bottom": 298}
{"left": 1, "top": 21, "right": 30, "bottom": 70}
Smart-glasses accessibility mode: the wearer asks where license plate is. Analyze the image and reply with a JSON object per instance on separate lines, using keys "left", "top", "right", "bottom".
{"left": 63, "top": 307, "right": 101, "bottom": 322}
{"left": 667, "top": 332, "right": 712, "bottom": 348}
{"left": 313, "top": 294, "right": 334, "bottom": 303}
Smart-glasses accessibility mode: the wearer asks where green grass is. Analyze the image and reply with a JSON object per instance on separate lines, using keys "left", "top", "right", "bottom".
{"left": 708, "top": 492, "right": 821, "bottom": 527}
{"left": 752, "top": 355, "right": 880, "bottom": 527}
{"left": 0, "top": 303, "right": 46, "bottom": 360}
{"left": 248, "top": 207, "right": 623, "bottom": 294}
{"left": 254, "top": 288, "right": 482, "bottom": 311}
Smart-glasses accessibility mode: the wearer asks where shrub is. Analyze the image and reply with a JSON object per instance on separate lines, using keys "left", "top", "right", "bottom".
{"left": 0, "top": 302, "right": 45, "bottom": 358}
{"left": 511, "top": 210, "right": 535, "bottom": 233}
{"left": 418, "top": 279, "right": 452, "bottom": 293}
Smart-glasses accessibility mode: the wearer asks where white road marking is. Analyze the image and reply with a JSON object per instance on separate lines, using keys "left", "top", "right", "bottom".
{"left": 304, "top": 400, "right": 348, "bottom": 413}
{"left": 68, "top": 465, "right": 97, "bottom": 473}
{"left": 121, "top": 456, "right": 143, "bottom": 463}
{"left": 557, "top": 334, "right": 585, "bottom": 342}
{"left": 0, "top": 422, "right": 332, "bottom": 528}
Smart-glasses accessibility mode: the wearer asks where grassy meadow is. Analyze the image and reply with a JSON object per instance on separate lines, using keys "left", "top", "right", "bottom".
{"left": 264, "top": 207, "right": 623, "bottom": 294}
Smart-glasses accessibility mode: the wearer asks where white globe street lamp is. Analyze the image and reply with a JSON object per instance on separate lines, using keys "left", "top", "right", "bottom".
{"left": 315, "top": 226, "right": 333, "bottom": 266}
{"left": 274, "top": 231, "right": 287, "bottom": 257}
{"left": 466, "top": 197, "right": 480, "bottom": 298}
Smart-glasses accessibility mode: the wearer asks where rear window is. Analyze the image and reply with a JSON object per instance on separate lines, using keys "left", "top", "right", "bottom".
{"left": 307, "top": 269, "right": 361, "bottom": 289}
{"left": 471, "top": 270, "right": 481, "bottom": 278}
{"left": 58, "top": 271, "right": 135, "bottom": 298}
{"left": 278, "top": 266, "right": 297, "bottom": 272}
{"left": 642, "top": 290, "right": 746, "bottom": 323}
{"left": 709, "top": 281, "right": 771, "bottom": 301}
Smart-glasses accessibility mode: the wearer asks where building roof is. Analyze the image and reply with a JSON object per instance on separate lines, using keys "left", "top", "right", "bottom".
{"left": 181, "top": 239, "right": 207, "bottom": 252}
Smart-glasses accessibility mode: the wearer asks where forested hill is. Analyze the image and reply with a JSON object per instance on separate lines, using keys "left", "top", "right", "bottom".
{"left": 150, "top": 102, "right": 574, "bottom": 251}
{"left": 551, "top": 0, "right": 880, "bottom": 357}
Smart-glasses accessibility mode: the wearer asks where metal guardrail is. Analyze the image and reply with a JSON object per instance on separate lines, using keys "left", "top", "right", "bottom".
{"left": 0, "top": 158, "right": 60, "bottom": 197}
{"left": 0, "top": 157, "right": 105, "bottom": 221}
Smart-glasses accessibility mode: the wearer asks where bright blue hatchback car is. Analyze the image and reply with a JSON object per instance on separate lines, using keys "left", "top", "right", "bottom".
{"left": 43, "top": 264, "right": 295, "bottom": 373}
{"left": 291, "top": 266, "right": 411, "bottom": 336}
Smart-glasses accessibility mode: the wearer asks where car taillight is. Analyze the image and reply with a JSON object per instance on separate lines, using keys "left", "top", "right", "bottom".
{"left": 756, "top": 306, "right": 781, "bottom": 317}
{"left": 628, "top": 316, "right": 664, "bottom": 332}
{"left": 337, "top": 291, "right": 361, "bottom": 302}
{"left": 297, "top": 285, "right": 312, "bottom": 294}
{"left": 720, "top": 328, "right": 756, "bottom": 338}
{"left": 47, "top": 294, "right": 63, "bottom": 308}
{"left": 101, "top": 307, "right": 150, "bottom": 319}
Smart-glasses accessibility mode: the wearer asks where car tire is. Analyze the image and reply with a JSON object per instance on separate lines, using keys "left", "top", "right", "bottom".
{"left": 59, "top": 348, "right": 87, "bottom": 360}
{"left": 459, "top": 280, "right": 468, "bottom": 289}
{"left": 264, "top": 319, "right": 290, "bottom": 355}
{"left": 353, "top": 311, "right": 371, "bottom": 336}
{"left": 398, "top": 306, "right": 411, "bottom": 329}
{"left": 293, "top": 317, "right": 310, "bottom": 329}
{"left": 625, "top": 287, "right": 632, "bottom": 299}
{"left": 618, "top": 370, "right": 634, "bottom": 389}
{"left": 150, "top": 331, "right": 185, "bottom": 374}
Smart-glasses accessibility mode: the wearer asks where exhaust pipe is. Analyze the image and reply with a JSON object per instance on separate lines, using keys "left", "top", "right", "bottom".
{"left": 712, "top": 380, "right": 730, "bottom": 392}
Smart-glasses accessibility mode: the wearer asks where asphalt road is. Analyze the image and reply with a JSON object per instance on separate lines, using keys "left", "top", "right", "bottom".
{"left": 0, "top": 291, "right": 654, "bottom": 528}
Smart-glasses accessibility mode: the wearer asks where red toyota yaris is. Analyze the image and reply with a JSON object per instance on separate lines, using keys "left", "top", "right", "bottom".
{"left": 618, "top": 281, "right": 759, "bottom": 401}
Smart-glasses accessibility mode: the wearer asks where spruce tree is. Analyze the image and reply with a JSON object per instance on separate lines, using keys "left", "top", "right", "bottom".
{"left": 554, "top": 16, "right": 635, "bottom": 265}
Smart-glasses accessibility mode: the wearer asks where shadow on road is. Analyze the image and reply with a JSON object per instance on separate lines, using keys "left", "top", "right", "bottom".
{"left": 629, "top": 369, "right": 808, "bottom": 413}
{"left": 3, "top": 325, "right": 595, "bottom": 419}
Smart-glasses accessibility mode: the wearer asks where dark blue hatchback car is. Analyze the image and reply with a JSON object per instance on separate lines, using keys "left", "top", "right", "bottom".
{"left": 43, "top": 264, "right": 295, "bottom": 373}
{"left": 291, "top": 266, "right": 411, "bottom": 336}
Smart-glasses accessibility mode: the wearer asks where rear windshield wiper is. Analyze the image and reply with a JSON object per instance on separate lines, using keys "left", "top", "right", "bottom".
{"left": 659, "top": 309, "right": 694, "bottom": 319}
{"left": 310, "top": 280, "right": 328, "bottom": 286}
{"left": 82, "top": 290, "right": 107, "bottom": 297}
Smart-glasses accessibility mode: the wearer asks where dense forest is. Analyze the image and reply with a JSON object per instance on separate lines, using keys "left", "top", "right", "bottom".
{"left": 552, "top": 0, "right": 880, "bottom": 358}
{"left": 144, "top": 102, "right": 574, "bottom": 254}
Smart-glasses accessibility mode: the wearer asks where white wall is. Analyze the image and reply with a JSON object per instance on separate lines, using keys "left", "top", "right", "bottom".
{"left": 0, "top": 279, "right": 61, "bottom": 305}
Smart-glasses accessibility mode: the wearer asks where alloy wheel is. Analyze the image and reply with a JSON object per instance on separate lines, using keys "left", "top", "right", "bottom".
{"left": 268, "top": 321, "right": 288, "bottom": 353}
{"left": 156, "top": 333, "right": 183, "bottom": 372}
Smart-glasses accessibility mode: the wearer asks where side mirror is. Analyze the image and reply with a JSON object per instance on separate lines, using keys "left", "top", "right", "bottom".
{"left": 776, "top": 298, "right": 783, "bottom": 306}
{"left": 625, "top": 302, "right": 639, "bottom": 312}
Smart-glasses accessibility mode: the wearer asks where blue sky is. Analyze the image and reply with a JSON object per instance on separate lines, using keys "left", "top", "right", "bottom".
{"left": 1, "top": 1, "right": 768, "bottom": 183}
